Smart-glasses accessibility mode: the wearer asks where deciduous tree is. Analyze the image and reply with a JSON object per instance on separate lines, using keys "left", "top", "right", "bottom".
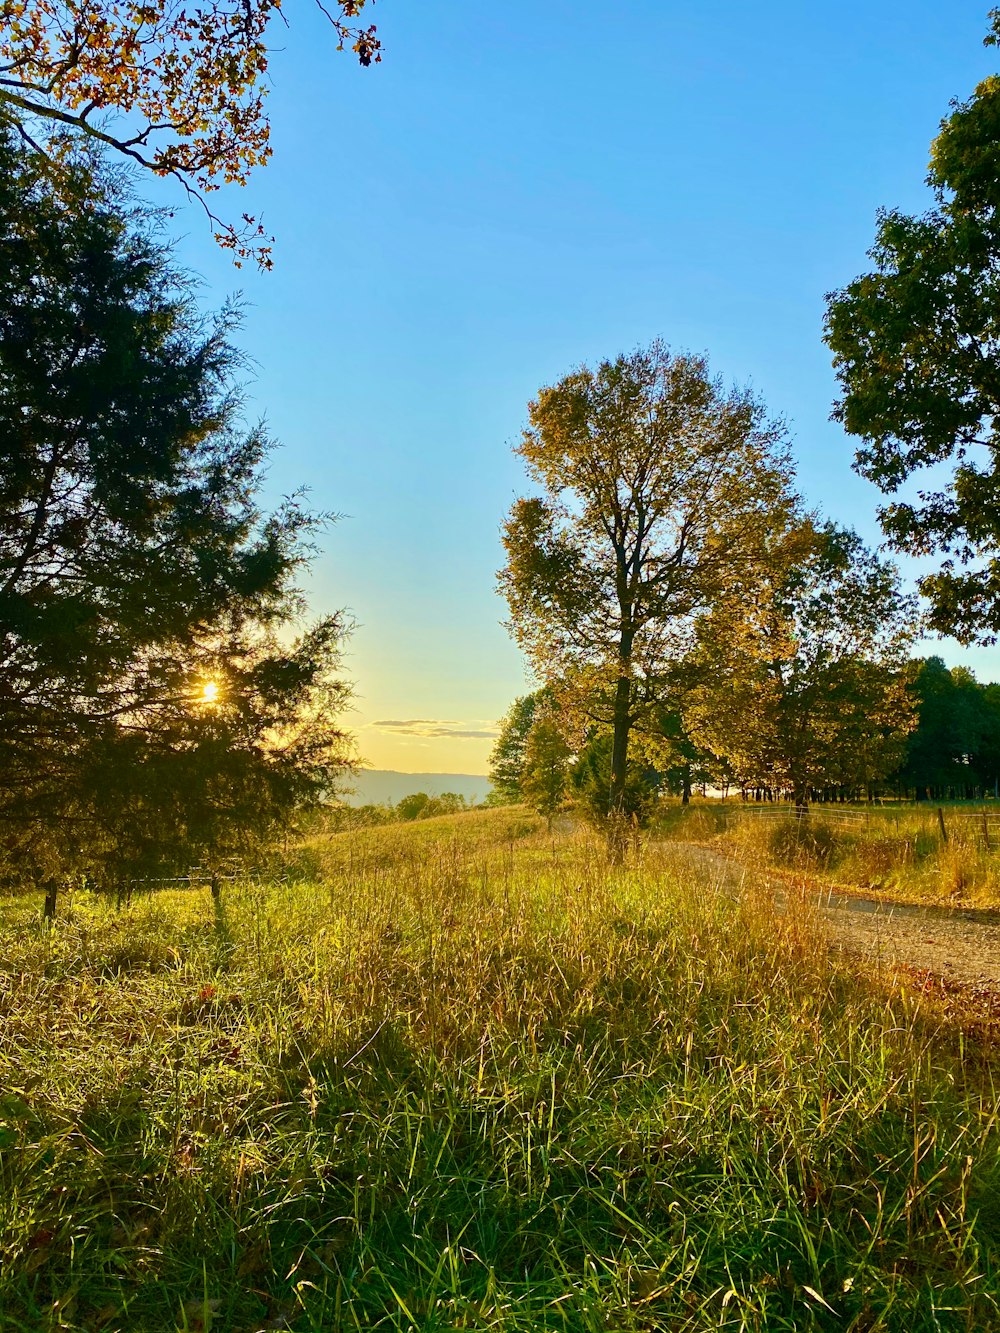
{"left": 487, "top": 689, "right": 552, "bottom": 805}
{"left": 825, "top": 11, "right": 1000, "bottom": 641}
{"left": 498, "top": 341, "right": 795, "bottom": 858}
{"left": 896, "top": 657, "right": 1000, "bottom": 800}
{"left": 520, "top": 709, "right": 571, "bottom": 831}
{"left": 686, "top": 521, "right": 916, "bottom": 806}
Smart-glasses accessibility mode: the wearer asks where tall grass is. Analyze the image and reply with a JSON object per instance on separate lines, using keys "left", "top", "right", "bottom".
{"left": 0, "top": 810, "right": 998, "bottom": 1330}
{"left": 656, "top": 802, "right": 1000, "bottom": 906}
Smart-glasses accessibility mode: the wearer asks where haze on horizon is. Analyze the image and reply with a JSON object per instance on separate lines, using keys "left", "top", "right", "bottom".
{"left": 159, "top": 1, "right": 1000, "bottom": 775}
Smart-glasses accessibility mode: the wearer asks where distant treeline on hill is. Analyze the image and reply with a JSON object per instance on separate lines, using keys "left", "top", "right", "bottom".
{"left": 326, "top": 789, "right": 479, "bottom": 831}
{"left": 489, "top": 657, "right": 1000, "bottom": 817}
{"left": 343, "top": 770, "right": 492, "bottom": 808}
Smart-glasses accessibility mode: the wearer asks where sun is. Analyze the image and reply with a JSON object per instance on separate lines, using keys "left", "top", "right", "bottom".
{"left": 201, "top": 680, "right": 219, "bottom": 704}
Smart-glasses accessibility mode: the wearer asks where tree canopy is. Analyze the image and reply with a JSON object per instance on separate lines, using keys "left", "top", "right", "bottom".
{"left": 0, "top": 132, "right": 352, "bottom": 893}
{"left": 499, "top": 341, "right": 795, "bottom": 856}
{"left": 0, "top": 0, "right": 380, "bottom": 265}
{"left": 686, "top": 521, "right": 916, "bottom": 806}
{"left": 898, "top": 656, "right": 1000, "bottom": 799}
{"left": 825, "top": 12, "right": 1000, "bottom": 642}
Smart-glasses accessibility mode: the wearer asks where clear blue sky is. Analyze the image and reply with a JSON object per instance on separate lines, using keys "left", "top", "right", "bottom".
{"left": 164, "top": 0, "right": 999, "bottom": 773}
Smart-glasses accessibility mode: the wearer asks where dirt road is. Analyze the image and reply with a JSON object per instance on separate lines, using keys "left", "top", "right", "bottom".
{"left": 665, "top": 842, "right": 1000, "bottom": 990}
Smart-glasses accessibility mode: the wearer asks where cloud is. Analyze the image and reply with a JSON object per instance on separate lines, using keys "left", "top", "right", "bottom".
{"left": 370, "top": 718, "right": 499, "bottom": 741}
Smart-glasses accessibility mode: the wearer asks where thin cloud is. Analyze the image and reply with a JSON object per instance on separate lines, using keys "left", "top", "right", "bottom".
{"left": 371, "top": 718, "right": 499, "bottom": 740}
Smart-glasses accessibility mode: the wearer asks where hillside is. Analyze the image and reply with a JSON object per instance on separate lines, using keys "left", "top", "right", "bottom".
{"left": 342, "top": 768, "right": 492, "bottom": 807}
{"left": 4, "top": 812, "right": 998, "bottom": 1330}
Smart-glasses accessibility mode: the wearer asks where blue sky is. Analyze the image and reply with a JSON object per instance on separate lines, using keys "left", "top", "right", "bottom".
{"left": 164, "top": 0, "right": 999, "bottom": 773}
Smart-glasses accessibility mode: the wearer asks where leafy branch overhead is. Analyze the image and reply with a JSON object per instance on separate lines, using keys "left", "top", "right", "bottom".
{"left": 0, "top": 0, "right": 380, "bottom": 267}
{"left": 825, "top": 9, "right": 1000, "bottom": 642}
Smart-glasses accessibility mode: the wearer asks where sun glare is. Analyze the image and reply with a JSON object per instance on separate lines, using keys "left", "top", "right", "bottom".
{"left": 201, "top": 680, "right": 219, "bottom": 703}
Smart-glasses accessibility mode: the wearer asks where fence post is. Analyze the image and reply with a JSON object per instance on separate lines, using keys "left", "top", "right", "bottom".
{"left": 937, "top": 807, "right": 949, "bottom": 846}
{"left": 42, "top": 878, "right": 59, "bottom": 919}
{"left": 984, "top": 810, "right": 992, "bottom": 851}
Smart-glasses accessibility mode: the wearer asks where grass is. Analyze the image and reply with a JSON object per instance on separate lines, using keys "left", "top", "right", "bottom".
{"left": 654, "top": 801, "right": 1000, "bottom": 907}
{"left": 1, "top": 809, "right": 999, "bottom": 1330}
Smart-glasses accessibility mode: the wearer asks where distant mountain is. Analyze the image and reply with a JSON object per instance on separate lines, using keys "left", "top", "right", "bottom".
{"left": 342, "top": 770, "right": 492, "bottom": 808}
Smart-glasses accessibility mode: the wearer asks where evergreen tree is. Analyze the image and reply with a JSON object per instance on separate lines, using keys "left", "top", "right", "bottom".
{"left": 520, "top": 712, "right": 571, "bottom": 831}
{"left": 0, "top": 135, "right": 351, "bottom": 901}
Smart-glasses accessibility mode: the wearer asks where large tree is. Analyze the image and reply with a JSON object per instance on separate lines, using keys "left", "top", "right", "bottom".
{"left": 0, "top": 133, "right": 351, "bottom": 898}
{"left": 825, "top": 12, "right": 1000, "bottom": 642}
{"left": 498, "top": 341, "right": 795, "bottom": 857}
{"left": 0, "top": 0, "right": 380, "bottom": 265}
{"left": 686, "top": 521, "right": 916, "bottom": 806}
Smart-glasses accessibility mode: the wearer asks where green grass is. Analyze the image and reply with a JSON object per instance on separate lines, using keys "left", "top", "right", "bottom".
{"left": 1, "top": 810, "right": 999, "bottom": 1331}
{"left": 654, "top": 801, "right": 1000, "bottom": 906}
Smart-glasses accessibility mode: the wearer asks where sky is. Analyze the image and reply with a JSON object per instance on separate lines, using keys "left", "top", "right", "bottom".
{"left": 157, "top": 0, "right": 1000, "bottom": 774}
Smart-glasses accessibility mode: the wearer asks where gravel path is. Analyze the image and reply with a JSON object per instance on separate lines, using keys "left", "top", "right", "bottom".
{"left": 664, "top": 842, "right": 1000, "bottom": 990}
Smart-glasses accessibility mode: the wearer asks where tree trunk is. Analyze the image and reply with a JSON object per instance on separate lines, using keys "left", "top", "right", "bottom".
{"left": 681, "top": 762, "right": 692, "bottom": 806}
{"left": 42, "top": 878, "right": 58, "bottom": 919}
{"left": 607, "top": 675, "right": 632, "bottom": 863}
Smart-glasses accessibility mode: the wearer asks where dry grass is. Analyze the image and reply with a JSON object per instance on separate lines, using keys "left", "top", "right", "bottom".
{"left": 656, "top": 802, "right": 1000, "bottom": 906}
{"left": 0, "top": 810, "right": 998, "bottom": 1331}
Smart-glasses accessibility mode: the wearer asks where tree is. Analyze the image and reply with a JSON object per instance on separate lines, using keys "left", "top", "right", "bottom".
{"left": 520, "top": 710, "right": 571, "bottom": 831}
{"left": 895, "top": 657, "right": 1000, "bottom": 800}
{"left": 0, "top": 133, "right": 352, "bottom": 902}
{"left": 487, "top": 689, "right": 549, "bottom": 804}
{"left": 0, "top": 0, "right": 380, "bottom": 266}
{"left": 396, "top": 792, "right": 432, "bottom": 821}
{"left": 498, "top": 341, "right": 795, "bottom": 858}
{"left": 640, "top": 704, "right": 720, "bottom": 804}
{"left": 686, "top": 521, "right": 916, "bottom": 806}
{"left": 396, "top": 791, "right": 468, "bottom": 821}
{"left": 570, "top": 731, "right": 658, "bottom": 829}
{"left": 825, "top": 12, "right": 1000, "bottom": 643}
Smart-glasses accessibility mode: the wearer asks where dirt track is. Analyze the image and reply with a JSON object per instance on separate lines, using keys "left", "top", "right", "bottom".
{"left": 665, "top": 843, "right": 1000, "bottom": 991}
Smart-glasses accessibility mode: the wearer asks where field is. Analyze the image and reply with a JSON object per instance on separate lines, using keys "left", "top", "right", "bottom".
{"left": 1, "top": 808, "right": 999, "bottom": 1331}
{"left": 655, "top": 802, "right": 1000, "bottom": 908}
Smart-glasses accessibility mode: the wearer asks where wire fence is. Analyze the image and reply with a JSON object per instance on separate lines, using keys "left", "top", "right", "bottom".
{"left": 706, "top": 802, "right": 1000, "bottom": 849}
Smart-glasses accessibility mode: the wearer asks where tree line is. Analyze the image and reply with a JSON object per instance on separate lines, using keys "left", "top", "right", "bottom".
{"left": 325, "top": 791, "right": 475, "bottom": 830}
{"left": 490, "top": 655, "right": 1000, "bottom": 821}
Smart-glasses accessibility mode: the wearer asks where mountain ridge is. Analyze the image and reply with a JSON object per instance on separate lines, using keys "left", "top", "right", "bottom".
{"left": 342, "top": 769, "right": 492, "bottom": 807}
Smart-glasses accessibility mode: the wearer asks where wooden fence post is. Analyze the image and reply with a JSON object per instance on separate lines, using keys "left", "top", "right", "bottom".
{"left": 937, "top": 807, "right": 949, "bottom": 846}
{"left": 42, "top": 878, "right": 58, "bottom": 919}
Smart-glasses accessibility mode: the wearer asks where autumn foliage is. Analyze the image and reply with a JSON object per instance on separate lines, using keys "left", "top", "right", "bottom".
{"left": 0, "top": 0, "right": 380, "bottom": 265}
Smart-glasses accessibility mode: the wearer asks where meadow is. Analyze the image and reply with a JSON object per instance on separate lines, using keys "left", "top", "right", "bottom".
{"left": 655, "top": 802, "right": 1000, "bottom": 908}
{"left": 1, "top": 808, "right": 999, "bottom": 1331}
